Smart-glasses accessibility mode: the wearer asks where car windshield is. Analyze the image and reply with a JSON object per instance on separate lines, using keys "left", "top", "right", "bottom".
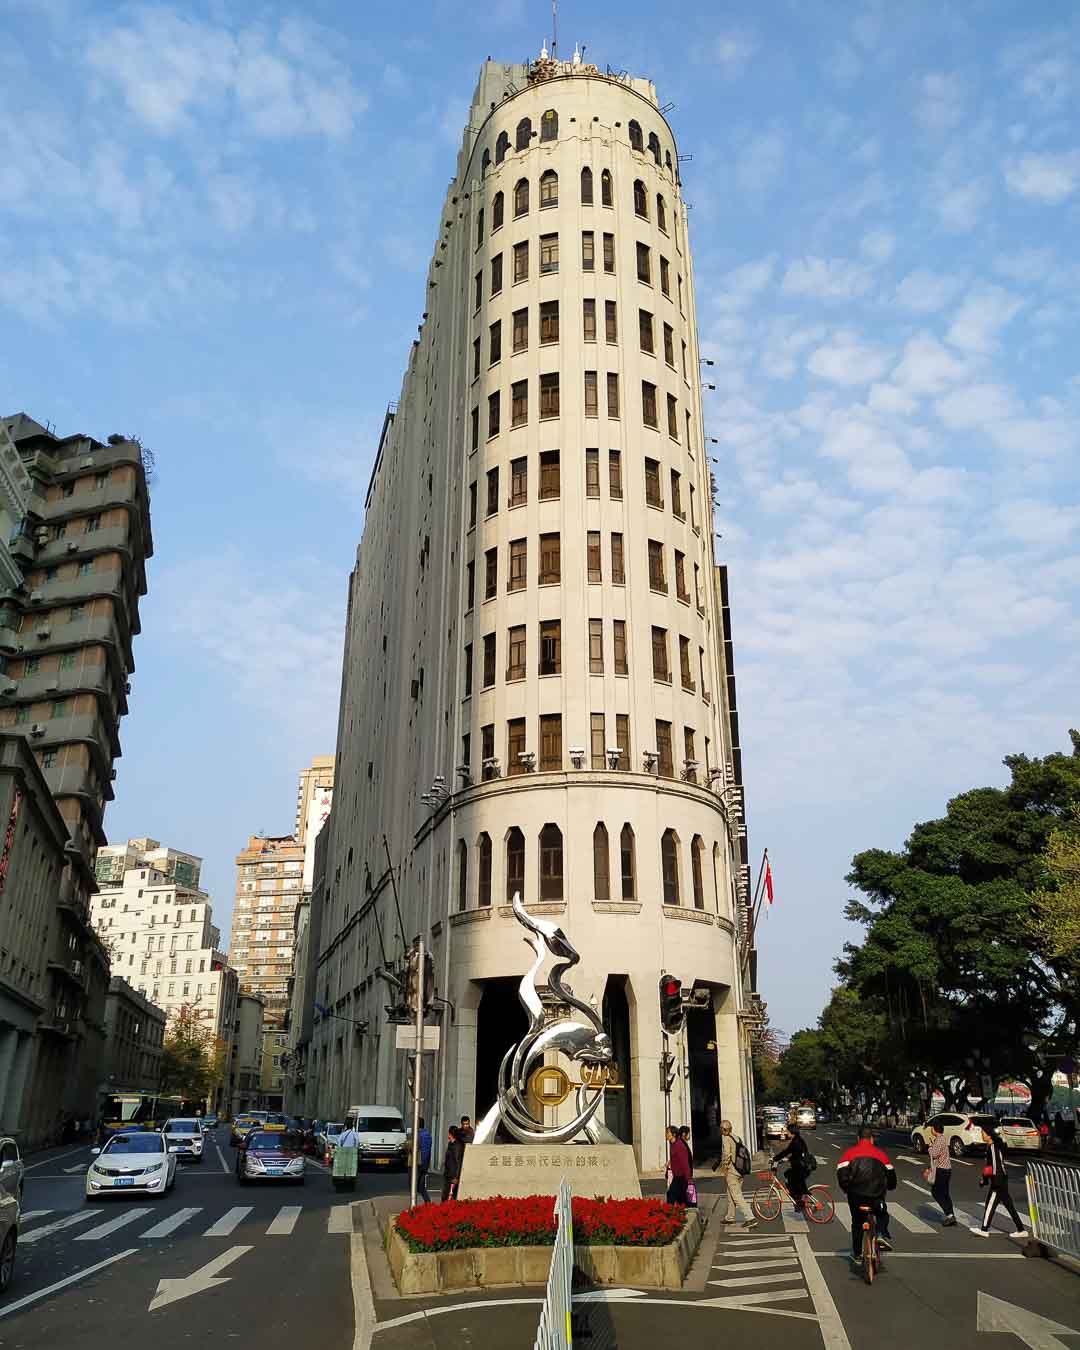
{"left": 164, "top": 1120, "right": 200, "bottom": 1133}
{"left": 106, "top": 1134, "right": 164, "bottom": 1154}
{"left": 353, "top": 1117, "right": 402, "bottom": 1132}
{"left": 265, "top": 1114, "right": 286, "bottom": 1125}
{"left": 248, "top": 1132, "right": 298, "bottom": 1151}
{"left": 970, "top": 1115, "right": 998, "bottom": 1131}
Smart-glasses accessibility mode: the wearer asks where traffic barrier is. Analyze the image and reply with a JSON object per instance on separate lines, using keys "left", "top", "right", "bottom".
{"left": 533, "top": 1178, "right": 574, "bottom": 1350}
{"left": 1026, "top": 1160, "right": 1080, "bottom": 1260}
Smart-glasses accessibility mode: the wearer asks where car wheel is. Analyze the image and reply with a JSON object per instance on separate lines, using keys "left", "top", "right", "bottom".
{"left": 0, "top": 1230, "right": 15, "bottom": 1295}
{"left": 912, "top": 1134, "right": 927, "bottom": 1153}
{"left": 949, "top": 1137, "right": 964, "bottom": 1158}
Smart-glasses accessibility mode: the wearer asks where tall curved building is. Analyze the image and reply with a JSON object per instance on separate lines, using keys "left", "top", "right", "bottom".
{"left": 303, "top": 50, "right": 757, "bottom": 1169}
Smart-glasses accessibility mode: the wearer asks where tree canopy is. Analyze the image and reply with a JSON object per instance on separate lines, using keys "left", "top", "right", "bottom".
{"left": 160, "top": 1004, "right": 227, "bottom": 1103}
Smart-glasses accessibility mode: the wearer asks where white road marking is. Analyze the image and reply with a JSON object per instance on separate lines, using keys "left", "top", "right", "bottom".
{"left": 0, "top": 1248, "right": 136, "bottom": 1319}
{"left": 140, "top": 1206, "right": 202, "bottom": 1238}
{"left": 351, "top": 1230, "right": 377, "bottom": 1350}
{"left": 148, "top": 1245, "right": 252, "bottom": 1312}
{"left": 203, "top": 1207, "right": 252, "bottom": 1237}
{"left": 897, "top": 1155, "right": 927, "bottom": 1167}
{"left": 828, "top": 1143, "right": 841, "bottom": 1150}
{"left": 711, "top": 1272, "right": 807, "bottom": 1289}
{"left": 718, "top": 1246, "right": 793, "bottom": 1258}
{"left": 76, "top": 1207, "right": 154, "bottom": 1240}
{"left": 328, "top": 1205, "right": 354, "bottom": 1234}
{"left": 823, "top": 1251, "right": 1023, "bottom": 1259}
{"left": 267, "top": 1204, "right": 302, "bottom": 1235}
{"left": 722, "top": 1234, "right": 795, "bottom": 1244}
{"left": 17, "top": 1210, "right": 52, "bottom": 1224}
{"left": 64, "top": 1163, "right": 88, "bottom": 1173}
{"left": 792, "top": 1232, "right": 851, "bottom": 1350}
{"left": 23, "top": 1146, "right": 87, "bottom": 1172}
{"left": 886, "top": 1203, "right": 937, "bottom": 1234}
{"left": 978, "top": 1290, "right": 1080, "bottom": 1349}
{"left": 20, "top": 1211, "right": 96, "bottom": 1244}
{"left": 215, "top": 1143, "right": 230, "bottom": 1173}
{"left": 714, "top": 1257, "right": 801, "bottom": 1272}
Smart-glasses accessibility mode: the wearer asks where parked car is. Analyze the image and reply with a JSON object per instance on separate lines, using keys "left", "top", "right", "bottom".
{"left": 86, "top": 1131, "right": 177, "bottom": 1198}
{"left": 236, "top": 1131, "right": 305, "bottom": 1185}
{"left": 230, "top": 1115, "right": 262, "bottom": 1147}
{"left": 911, "top": 1112, "right": 998, "bottom": 1158}
{"left": 997, "top": 1116, "right": 1043, "bottom": 1151}
{"left": 161, "top": 1118, "right": 205, "bottom": 1164}
{"left": 795, "top": 1107, "right": 817, "bottom": 1130}
{"left": 345, "top": 1105, "right": 410, "bottom": 1171}
{"left": 0, "top": 1139, "right": 24, "bottom": 1208}
{"left": 0, "top": 1176, "right": 16, "bottom": 1296}
{"left": 263, "top": 1113, "right": 288, "bottom": 1133}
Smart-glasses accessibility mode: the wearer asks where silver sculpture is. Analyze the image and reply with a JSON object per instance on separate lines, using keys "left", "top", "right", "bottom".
{"left": 473, "top": 893, "right": 617, "bottom": 1145}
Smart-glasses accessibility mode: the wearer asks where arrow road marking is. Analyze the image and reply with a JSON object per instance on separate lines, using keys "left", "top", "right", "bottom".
{"left": 977, "top": 1292, "right": 1080, "bottom": 1350}
{"left": 711, "top": 1272, "right": 807, "bottom": 1289}
{"left": 148, "top": 1244, "right": 252, "bottom": 1312}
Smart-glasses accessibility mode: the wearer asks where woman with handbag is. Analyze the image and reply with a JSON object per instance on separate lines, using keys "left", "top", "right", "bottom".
{"left": 924, "top": 1121, "right": 956, "bottom": 1226}
{"left": 973, "top": 1124, "right": 1027, "bottom": 1237}
{"left": 666, "top": 1124, "right": 693, "bottom": 1206}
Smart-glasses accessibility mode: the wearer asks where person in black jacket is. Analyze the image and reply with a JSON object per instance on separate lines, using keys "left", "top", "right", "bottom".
{"left": 974, "top": 1126, "right": 1027, "bottom": 1237}
{"left": 442, "top": 1125, "right": 465, "bottom": 1202}
{"left": 837, "top": 1127, "right": 897, "bottom": 1260}
{"left": 773, "top": 1123, "right": 813, "bottom": 1209}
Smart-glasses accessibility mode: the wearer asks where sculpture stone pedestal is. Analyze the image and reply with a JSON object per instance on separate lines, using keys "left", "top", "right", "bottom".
{"left": 457, "top": 1144, "right": 641, "bottom": 1200}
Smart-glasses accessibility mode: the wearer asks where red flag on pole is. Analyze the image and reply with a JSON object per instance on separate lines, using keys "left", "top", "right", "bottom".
{"left": 765, "top": 858, "right": 774, "bottom": 905}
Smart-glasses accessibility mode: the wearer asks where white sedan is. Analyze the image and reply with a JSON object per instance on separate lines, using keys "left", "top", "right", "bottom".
{"left": 86, "top": 1130, "right": 177, "bottom": 1199}
{"left": 998, "top": 1116, "right": 1043, "bottom": 1151}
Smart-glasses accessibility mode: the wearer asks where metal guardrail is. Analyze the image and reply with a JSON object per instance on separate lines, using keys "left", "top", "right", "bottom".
{"left": 533, "top": 1178, "right": 574, "bottom": 1350}
{"left": 1027, "top": 1159, "right": 1080, "bottom": 1260}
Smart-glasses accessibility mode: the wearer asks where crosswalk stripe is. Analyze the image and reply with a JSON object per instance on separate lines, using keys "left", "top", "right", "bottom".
{"left": 887, "top": 1203, "right": 937, "bottom": 1235}
{"left": 327, "top": 1206, "right": 353, "bottom": 1234}
{"left": 76, "top": 1208, "right": 154, "bottom": 1241}
{"left": 723, "top": 1234, "right": 794, "bottom": 1244}
{"left": 17, "top": 1210, "right": 52, "bottom": 1224}
{"left": 140, "top": 1207, "right": 202, "bottom": 1239}
{"left": 714, "top": 1257, "right": 800, "bottom": 1272}
{"left": 203, "top": 1207, "right": 252, "bottom": 1237}
{"left": 20, "top": 1212, "right": 95, "bottom": 1244}
{"left": 719, "top": 1246, "right": 793, "bottom": 1258}
{"left": 266, "top": 1205, "right": 302, "bottom": 1236}
{"left": 711, "top": 1271, "right": 806, "bottom": 1289}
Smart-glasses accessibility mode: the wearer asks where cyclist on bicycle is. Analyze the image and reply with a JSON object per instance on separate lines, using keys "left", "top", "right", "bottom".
{"left": 837, "top": 1126, "right": 897, "bottom": 1263}
{"left": 772, "top": 1122, "right": 813, "bottom": 1210}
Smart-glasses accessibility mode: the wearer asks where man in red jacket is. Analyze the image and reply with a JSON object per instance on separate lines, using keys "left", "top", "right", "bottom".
{"left": 837, "top": 1127, "right": 898, "bottom": 1262}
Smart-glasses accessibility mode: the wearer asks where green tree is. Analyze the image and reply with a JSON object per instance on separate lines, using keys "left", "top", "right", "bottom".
{"left": 1031, "top": 806, "right": 1080, "bottom": 972}
{"left": 160, "top": 1004, "right": 219, "bottom": 1102}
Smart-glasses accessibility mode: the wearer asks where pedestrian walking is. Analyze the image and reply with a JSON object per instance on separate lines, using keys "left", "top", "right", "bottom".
{"left": 459, "top": 1115, "right": 475, "bottom": 1144}
{"left": 973, "top": 1124, "right": 1027, "bottom": 1237}
{"left": 666, "top": 1125, "right": 692, "bottom": 1206}
{"left": 925, "top": 1121, "right": 956, "bottom": 1226}
{"left": 677, "top": 1126, "right": 698, "bottom": 1206}
{"left": 442, "top": 1124, "right": 465, "bottom": 1201}
{"left": 414, "top": 1117, "right": 433, "bottom": 1204}
{"left": 773, "top": 1122, "right": 813, "bottom": 1209}
{"left": 711, "top": 1119, "right": 757, "bottom": 1228}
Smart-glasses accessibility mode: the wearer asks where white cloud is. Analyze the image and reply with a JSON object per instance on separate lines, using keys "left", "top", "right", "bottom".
{"left": 915, "top": 72, "right": 964, "bottom": 131}
{"left": 712, "top": 30, "right": 758, "bottom": 78}
{"left": 937, "top": 180, "right": 990, "bottom": 231}
{"left": 1004, "top": 151, "right": 1080, "bottom": 204}
{"left": 781, "top": 255, "right": 872, "bottom": 300}
{"left": 736, "top": 131, "right": 785, "bottom": 194}
{"left": 894, "top": 269, "right": 961, "bottom": 313}
{"left": 935, "top": 382, "right": 1019, "bottom": 429}
{"left": 759, "top": 320, "right": 826, "bottom": 380}
{"left": 712, "top": 256, "right": 775, "bottom": 311}
{"left": 890, "top": 333, "right": 970, "bottom": 395}
{"left": 807, "top": 331, "right": 890, "bottom": 385}
{"left": 867, "top": 382, "right": 918, "bottom": 416}
{"left": 859, "top": 228, "right": 895, "bottom": 263}
{"left": 946, "top": 285, "right": 1023, "bottom": 353}
{"left": 996, "top": 499, "right": 1080, "bottom": 549}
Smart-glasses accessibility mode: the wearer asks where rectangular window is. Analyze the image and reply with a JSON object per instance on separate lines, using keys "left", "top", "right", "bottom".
{"left": 471, "top": 406, "right": 479, "bottom": 451}
{"left": 462, "top": 732, "right": 471, "bottom": 768}
{"left": 488, "top": 391, "right": 501, "bottom": 438}
{"left": 611, "top": 532, "right": 625, "bottom": 584}
{"left": 582, "top": 230, "right": 595, "bottom": 271}
{"left": 486, "top": 467, "right": 499, "bottom": 516}
{"left": 681, "top": 339, "right": 688, "bottom": 379}
{"left": 473, "top": 336, "right": 481, "bottom": 380}
{"left": 466, "top": 560, "right": 475, "bottom": 609}
{"left": 609, "top": 449, "right": 623, "bottom": 498}
{"left": 636, "top": 242, "right": 651, "bottom": 283}
{"left": 539, "top": 714, "right": 562, "bottom": 771}
{"left": 464, "top": 643, "right": 473, "bottom": 697}
{"left": 694, "top": 563, "right": 703, "bottom": 610}
{"left": 476, "top": 207, "right": 484, "bottom": 247}
{"left": 585, "top": 448, "right": 600, "bottom": 497}
{"left": 508, "top": 718, "right": 527, "bottom": 775}
{"left": 587, "top": 531, "right": 602, "bottom": 583}
{"left": 648, "top": 539, "right": 667, "bottom": 592}
{"left": 680, "top": 635, "right": 695, "bottom": 690}
{"left": 52, "top": 698, "right": 68, "bottom": 718}
{"left": 485, "top": 547, "right": 498, "bottom": 599}
{"left": 474, "top": 271, "right": 483, "bottom": 310}
{"left": 616, "top": 713, "right": 631, "bottom": 767}
{"left": 511, "top": 379, "right": 528, "bottom": 427}
{"left": 540, "top": 299, "right": 559, "bottom": 343}
{"left": 540, "top": 372, "right": 560, "bottom": 418}
{"left": 652, "top": 626, "right": 670, "bottom": 681}
{"left": 642, "top": 381, "right": 658, "bottom": 428}
{"left": 656, "top": 720, "right": 674, "bottom": 777}
{"left": 639, "top": 309, "right": 654, "bottom": 353}
{"left": 539, "top": 449, "right": 560, "bottom": 499}
{"left": 510, "top": 456, "right": 528, "bottom": 507}
{"left": 700, "top": 647, "right": 709, "bottom": 703}
{"left": 645, "top": 458, "right": 663, "bottom": 507}
{"left": 583, "top": 298, "right": 597, "bottom": 341}
{"left": 590, "top": 713, "right": 606, "bottom": 770}
{"left": 667, "top": 393, "right": 679, "bottom": 438}
{"left": 539, "top": 620, "right": 561, "bottom": 675}
{"left": 671, "top": 470, "right": 684, "bottom": 518}
{"left": 603, "top": 233, "right": 615, "bottom": 273}
{"left": 584, "top": 371, "right": 599, "bottom": 417}
{"left": 606, "top": 372, "right": 620, "bottom": 418}
{"left": 613, "top": 620, "right": 628, "bottom": 675}
{"left": 604, "top": 300, "right": 618, "bottom": 343}
{"left": 675, "top": 549, "right": 689, "bottom": 602}
{"left": 684, "top": 727, "right": 697, "bottom": 784}
{"left": 685, "top": 409, "right": 692, "bottom": 451}
{"left": 539, "top": 233, "right": 559, "bottom": 274}
{"left": 482, "top": 633, "right": 496, "bottom": 688}
{"left": 678, "top": 274, "right": 684, "bottom": 311}
{"left": 664, "top": 323, "right": 675, "bottom": 366}
{"left": 513, "top": 240, "right": 529, "bottom": 283}
{"left": 491, "top": 253, "right": 503, "bottom": 294}
{"left": 490, "top": 319, "right": 502, "bottom": 365}
{"left": 660, "top": 255, "right": 671, "bottom": 296}
{"left": 689, "top": 483, "right": 697, "bottom": 530}
{"left": 481, "top": 722, "right": 495, "bottom": 767}
{"left": 507, "top": 625, "right": 526, "bottom": 680}
{"left": 588, "top": 618, "right": 604, "bottom": 673}
{"left": 539, "top": 532, "right": 561, "bottom": 584}
{"left": 59, "top": 651, "right": 76, "bottom": 670}
{"left": 509, "top": 537, "right": 527, "bottom": 590}
{"left": 469, "top": 481, "right": 477, "bottom": 528}
{"left": 512, "top": 307, "right": 528, "bottom": 352}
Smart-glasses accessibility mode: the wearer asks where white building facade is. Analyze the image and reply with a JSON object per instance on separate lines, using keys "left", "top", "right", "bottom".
{"left": 309, "top": 53, "right": 756, "bottom": 1171}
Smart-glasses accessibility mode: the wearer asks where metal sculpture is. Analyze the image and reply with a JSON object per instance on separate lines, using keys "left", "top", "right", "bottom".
{"left": 473, "top": 893, "right": 617, "bottom": 1145}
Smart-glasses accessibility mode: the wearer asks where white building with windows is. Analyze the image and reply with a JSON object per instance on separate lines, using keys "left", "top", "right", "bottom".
{"left": 307, "top": 50, "right": 757, "bottom": 1169}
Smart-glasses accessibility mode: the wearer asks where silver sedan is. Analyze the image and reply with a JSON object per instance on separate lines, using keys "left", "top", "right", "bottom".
{"left": 86, "top": 1130, "right": 177, "bottom": 1199}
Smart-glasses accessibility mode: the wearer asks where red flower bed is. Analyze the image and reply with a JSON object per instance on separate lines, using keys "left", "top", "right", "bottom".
{"left": 396, "top": 1195, "right": 686, "bottom": 1252}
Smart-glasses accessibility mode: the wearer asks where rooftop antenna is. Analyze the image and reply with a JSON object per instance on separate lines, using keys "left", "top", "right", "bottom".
{"left": 551, "top": 0, "right": 557, "bottom": 57}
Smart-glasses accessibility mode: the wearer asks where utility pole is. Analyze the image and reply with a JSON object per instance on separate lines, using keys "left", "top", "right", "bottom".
{"left": 408, "top": 937, "right": 425, "bottom": 1209}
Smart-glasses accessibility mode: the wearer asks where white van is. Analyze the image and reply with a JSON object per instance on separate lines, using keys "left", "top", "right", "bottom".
{"left": 344, "top": 1104, "right": 410, "bottom": 1171}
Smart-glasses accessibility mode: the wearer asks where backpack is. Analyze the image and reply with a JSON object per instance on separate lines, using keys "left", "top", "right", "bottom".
{"left": 805, "top": 1153, "right": 818, "bottom": 1174}
{"left": 733, "top": 1138, "right": 752, "bottom": 1176}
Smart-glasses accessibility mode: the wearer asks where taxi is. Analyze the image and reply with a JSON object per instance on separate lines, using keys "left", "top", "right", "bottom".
{"left": 229, "top": 1115, "right": 262, "bottom": 1148}
{"left": 263, "top": 1112, "right": 288, "bottom": 1133}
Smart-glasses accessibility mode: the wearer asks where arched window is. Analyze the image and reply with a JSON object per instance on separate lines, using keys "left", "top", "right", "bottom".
{"left": 712, "top": 842, "right": 722, "bottom": 916}
{"left": 481, "top": 147, "right": 491, "bottom": 175}
{"left": 633, "top": 179, "right": 648, "bottom": 218}
{"left": 629, "top": 120, "right": 644, "bottom": 152}
{"left": 478, "top": 832, "right": 492, "bottom": 908}
{"left": 506, "top": 827, "right": 525, "bottom": 903}
{"left": 540, "top": 108, "right": 558, "bottom": 142}
{"left": 492, "top": 190, "right": 504, "bottom": 231}
{"left": 648, "top": 131, "right": 661, "bottom": 165}
{"left": 691, "top": 836, "right": 705, "bottom": 910}
{"left": 457, "top": 839, "right": 468, "bottom": 912}
{"left": 539, "top": 823, "right": 563, "bottom": 900}
{"left": 656, "top": 194, "right": 666, "bottom": 231}
{"left": 620, "top": 824, "right": 636, "bottom": 901}
{"left": 476, "top": 207, "right": 484, "bottom": 248}
{"left": 515, "top": 117, "right": 532, "bottom": 151}
{"left": 593, "top": 823, "right": 610, "bottom": 900}
{"left": 496, "top": 130, "right": 510, "bottom": 164}
{"left": 601, "top": 169, "right": 613, "bottom": 207}
{"left": 580, "top": 166, "right": 593, "bottom": 204}
{"left": 514, "top": 177, "right": 529, "bottom": 217}
{"left": 661, "top": 829, "right": 680, "bottom": 906}
{"left": 665, "top": 149, "right": 673, "bottom": 174}
{"left": 539, "top": 169, "right": 558, "bottom": 208}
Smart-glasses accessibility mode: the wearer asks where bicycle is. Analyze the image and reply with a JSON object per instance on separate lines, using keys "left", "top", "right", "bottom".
{"left": 858, "top": 1203, "right": 880, "bottom": 1284}
{"left": 751, "top": 1165, "right": 835, "bottom": 1224}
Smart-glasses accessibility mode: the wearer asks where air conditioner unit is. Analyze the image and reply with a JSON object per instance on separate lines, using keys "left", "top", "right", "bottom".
{"left": 29, "top": 590, "right": 43, "bottom": 603}
{"left": 30, "top": 723, "right": 46, "bottom": 737}
{"left": 34, "top": 529, "right": 49, "bottom": 544}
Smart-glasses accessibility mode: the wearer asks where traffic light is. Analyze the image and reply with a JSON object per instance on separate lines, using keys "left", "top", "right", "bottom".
{"left": 659, "top": 973, "right": 684, "bottom": 1034}
{"left": 404, "top": 945, "right": 436, "bottom": 1016}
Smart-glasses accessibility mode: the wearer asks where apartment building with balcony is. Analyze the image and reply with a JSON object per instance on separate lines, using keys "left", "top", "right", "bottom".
{"left": 229, "top": 834, "right": 306, "bottom": 1029}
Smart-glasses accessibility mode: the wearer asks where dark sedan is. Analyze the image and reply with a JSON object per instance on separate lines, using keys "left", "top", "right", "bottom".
{"left": 236, "top": 1131, "right": 306, "bottom": 1185}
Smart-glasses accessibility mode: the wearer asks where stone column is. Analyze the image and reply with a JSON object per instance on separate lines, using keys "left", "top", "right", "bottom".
{"left": 713, "top": 986, "right": 747, "bottom": 1135}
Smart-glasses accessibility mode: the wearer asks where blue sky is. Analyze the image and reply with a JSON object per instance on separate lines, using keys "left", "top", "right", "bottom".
{"left": 2, "top": 1, "right": 1078, "bottom": 1041}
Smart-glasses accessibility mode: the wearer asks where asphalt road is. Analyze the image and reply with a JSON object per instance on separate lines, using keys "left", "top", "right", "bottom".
{"left": 7, "top": 1123, "right": 1080, "bottom": 1350}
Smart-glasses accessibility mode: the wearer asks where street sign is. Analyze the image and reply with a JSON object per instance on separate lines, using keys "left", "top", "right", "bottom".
{"left": 396, "top": 1025, "right": 440, "bottom": 1052}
